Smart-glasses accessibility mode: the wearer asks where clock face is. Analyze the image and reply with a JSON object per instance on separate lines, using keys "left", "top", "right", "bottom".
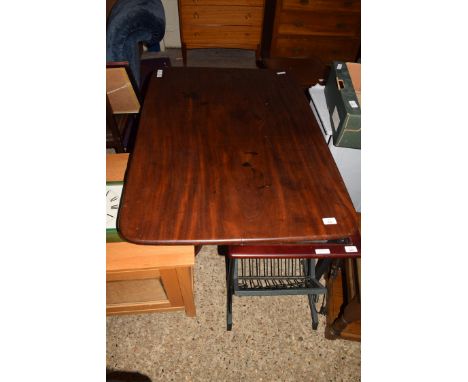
{"left": 106, "top": 184, "right": 123, "bottom": 229}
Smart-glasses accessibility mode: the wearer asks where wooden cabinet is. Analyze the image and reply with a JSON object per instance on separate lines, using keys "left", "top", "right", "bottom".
{"left": 106, "top": 154, "right": 196, "bottom": 317}
{"left": 262, "top": 0, "right": 360, "bottom": 64}
{"left": 178, "top": 0, "right": 266, "bottom": 64}
{"left": 107, "top": 242, "right": 196, "bottom": 316}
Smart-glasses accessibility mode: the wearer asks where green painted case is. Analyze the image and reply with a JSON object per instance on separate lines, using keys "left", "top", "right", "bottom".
{"left": 324, "top": 61, "right": 361, "bottom": 149}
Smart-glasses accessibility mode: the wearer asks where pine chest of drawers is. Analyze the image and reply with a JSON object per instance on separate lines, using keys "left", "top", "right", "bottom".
{"left": 263, "top": 0, "right": 360, "bottom": 64}
{"left": 178, "top": 0, "right": 265, "bottom": 64}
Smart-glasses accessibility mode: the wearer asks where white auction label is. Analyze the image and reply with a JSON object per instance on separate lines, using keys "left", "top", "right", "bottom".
{"left": 315, "top": 248, "right": 331, "bottom": 255}
{"left": 332, "top": 106, "right": 340, "bottom": 130}
{"left": 349, "top": 100, "right": 359, "bottom": 108}
{"left": 336, "top": 63, "right": 343, "bottom": 70}
{"left": 345, "top": 246, "right": 358, "bottom": 253}
{"left": 322, "top": 217, "right": 337, "bottom": 225}
{"left": 156, "top": 69, "right": 163, "bottom": 78}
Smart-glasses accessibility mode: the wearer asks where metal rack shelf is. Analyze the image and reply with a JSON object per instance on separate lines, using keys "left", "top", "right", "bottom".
{"left": 224, "top": 236, "right": 360, "bottom": 331}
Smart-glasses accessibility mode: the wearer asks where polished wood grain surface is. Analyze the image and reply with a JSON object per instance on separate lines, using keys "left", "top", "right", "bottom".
{"left": 118, "top": 67, "right": 357, "bottom": 245}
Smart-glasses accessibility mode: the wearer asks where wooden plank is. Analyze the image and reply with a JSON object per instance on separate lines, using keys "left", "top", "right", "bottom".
{"left": 107, "top": 278, "right": 168, "bottom": 305}
{"left": 181, "top": 5, "right": 263, "bottom": 27}
{"left": 272, "top": 36, "right": 361, "bottom": 62}
{"left": 277, "top": 11, "right": 360, "bottom": 37}
{"left": 106, "top": 302, "right": 180, "bottom": 315}
{"left": 106, "top": 268, "right": 161, "bottom": 282}
{"left": 180, "top": 0, "right": 264, "bottom": 6}
{"left": 106, "top": 67, "right": 140, "bottom": 114}
{"left": 106, "top": 153, "right": 129, "bottom": 182}
{"left": 183, "top": 25, "right": 262, "bottom": 48}
{"left": 106, "top": 243, "right": 195, "bottom": 272}
{"left": 282, "top": 0, "right": 360, "bottom": 13}
{"left": 160, "top": 269, "right": 184, "bottom": 307}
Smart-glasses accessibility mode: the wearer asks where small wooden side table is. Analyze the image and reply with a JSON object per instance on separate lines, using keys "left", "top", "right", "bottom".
{"left": 106, "top": 154, "right": 196, "bottom": 316}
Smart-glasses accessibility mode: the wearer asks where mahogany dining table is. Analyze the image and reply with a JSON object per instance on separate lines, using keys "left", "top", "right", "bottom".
{"left": 117, "top": 67, "right": 359, "bottom": 246}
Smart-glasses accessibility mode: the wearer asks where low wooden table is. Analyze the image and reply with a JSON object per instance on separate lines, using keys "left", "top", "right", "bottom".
{"left": 118, "top": 67, "right": 358, "bottom": 245}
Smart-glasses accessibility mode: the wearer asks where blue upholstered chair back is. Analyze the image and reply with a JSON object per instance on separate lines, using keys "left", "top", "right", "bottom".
{"left": 106, "top": 0, "right": 166, "bottom": 87}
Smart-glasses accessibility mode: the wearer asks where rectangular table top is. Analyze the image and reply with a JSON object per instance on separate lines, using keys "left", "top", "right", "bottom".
{"left": 118, "top": 67, "right": 357, "bottom": 245}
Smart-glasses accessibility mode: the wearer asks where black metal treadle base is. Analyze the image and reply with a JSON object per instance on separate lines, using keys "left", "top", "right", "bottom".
{"left": 226, "top": 257, "right": 326, "bottom": 331}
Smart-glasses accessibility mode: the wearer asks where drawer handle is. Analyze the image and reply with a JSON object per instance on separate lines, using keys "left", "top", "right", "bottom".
{"left": 299, "top": 0, "right": 309, "bottom": 5}
{"left": 245, "top": 12, "right": 251, "bottom": 20}
{"left": 193, "top": 12, "right": 199, "bottom": 19}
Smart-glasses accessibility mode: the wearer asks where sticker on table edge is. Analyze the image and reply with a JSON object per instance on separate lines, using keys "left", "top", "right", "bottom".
{"left": 345, "top": 245, "right": 358, "bottom": 253}
{"left": 156, "top": 69, "right": 163, "bottom": 78}
{"left": 276, "top": 71, "right": 286, "bottom": 75}
{"left": 315, "top": 248, "right": 331, "bottom": 255}
{"left": 322, "top": 217, "right": 337, "bottom": 225}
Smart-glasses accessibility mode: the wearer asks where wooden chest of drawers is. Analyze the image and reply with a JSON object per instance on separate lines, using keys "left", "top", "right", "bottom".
{"left": 263, "top": 0, "right": 360, "bottom": 64}
{"left": 178, "top": 0, "right": 265, "bottom": 64}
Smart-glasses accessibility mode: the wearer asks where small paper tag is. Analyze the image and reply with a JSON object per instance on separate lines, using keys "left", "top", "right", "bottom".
{"left": 322, "top": 217, "right": 337, "bottom": 225}
{"left": 315, "top": 248, "right": 331, "bottom": 255}
{"left": 349, "top": 100, "right": 359, "bottom": 108}
{"left": 156, "top": 69, "right": 163, "bottom": 78}
{"left": 276, "top": 71, "right": 286, "bottom": 75}
{"left": 332, "top": 107, "right": 340, "bottom": 130}
{"left": 345, "top": 245, "right": 358, "bottom": 253}
{"left": 336, "top": 63, "right": 343, "bottom": 70}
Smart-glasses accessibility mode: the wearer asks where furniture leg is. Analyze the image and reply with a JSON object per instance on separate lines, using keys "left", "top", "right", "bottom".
{"left": 325, "top": 295, "right": 360, "bottom": 339}
{"left": 107, "top": 95, "right": 125, "bottom": 153}
{"left": 176, "top": 266, "right": 196, "bottom": 317}
{"left": 160, "top": 268, "right": 184, "bottom": 307}
{"left": 305, "top": 259, "right": 319, "bottom": 330}
{"left": 226, "top": 258, "right": 234, "bottom": 330}
{"left": 315, "top": 258, "right": 333, "bottom": 280}
{"left": 307, "top": 293, "right": 319, "bottom": 330}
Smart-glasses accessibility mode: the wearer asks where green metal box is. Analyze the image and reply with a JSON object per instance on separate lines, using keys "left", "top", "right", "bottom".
{"left": 324, "top": 62, "right": 361, "bottom": 149}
